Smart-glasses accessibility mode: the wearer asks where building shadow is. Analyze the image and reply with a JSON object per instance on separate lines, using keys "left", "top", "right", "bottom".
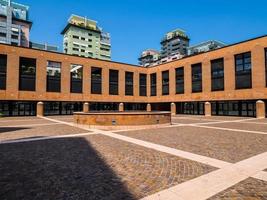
{"left": 0, "top": 127, "right": 30, "bottom": 134}
{"left": 0, "top": 137, "right": 136, "bottom": 200}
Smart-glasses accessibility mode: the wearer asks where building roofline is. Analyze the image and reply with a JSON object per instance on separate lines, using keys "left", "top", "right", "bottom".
{"left": 150, "top": 34, "right": 267, "bottom": 68}
{"left": 0, "top": 34, "right": 266, "bottom": 69}
{"left": 0, "top": 42, "right": 142, "bottom": 68}
{"left": 61, "top": 23, "right": 101, "bottom": 35}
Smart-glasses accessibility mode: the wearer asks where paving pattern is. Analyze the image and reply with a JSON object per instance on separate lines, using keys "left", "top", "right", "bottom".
{"left": 0, "top": 117, "right": 87, "bottom": 142}
{"left": 0, "top": 134, "right": 215, "bottom": 200}
{"left": 118, "top": 125, "right": 267, "bottom": 163}
{"left": 208, "top": 178, "right": 267, "bottom": 200}
{"left": 0, "top": 115, "right": 267, "bottom": 200}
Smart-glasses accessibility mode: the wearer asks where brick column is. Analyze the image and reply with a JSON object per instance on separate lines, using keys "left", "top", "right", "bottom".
{"left": 171, "top": 102, "right": 176, "bottom": 116}
{"left": 146, "top": 103, "right": 151, "bottom": 112}
{"left": 256, "top": 100, "right": 265, "bottom": 119}
{"left": 119, "top": 103, "right": 124, "bottom": 112}
{"left": 83, "top": 102, "right": 89, "bottom": 113}
{"left": 37, "top": 101, "right": 44, "bottom": 116}
{"left": 205, "top": 102, "right": 211, "bottom": 117}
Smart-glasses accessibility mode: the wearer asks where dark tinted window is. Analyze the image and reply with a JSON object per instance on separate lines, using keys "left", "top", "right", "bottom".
{"left": 191, "top": 63, "right": 202, "bottom": 93}
{"left": 91, "top": 67, "right": 102, "bottom": 94}
{"left": 125, "top": 71, "right": 133, "bottom": 96}
{"left": 235, "top": 52, "right": 252, "bottom": 89}
{"left": 109, "top": 69, "right": 119, "bottom": 95}
{"left": 19, "top": 57, "right": 36, "bottom": 91}
{"left": 211, "top": 58, "right": 224, "bottom": 91}
{"left": 162, "top": 70, "right": 169, "bottom": 95}
{"left": 139, "top": 73, "right": 147, "bottom": 96}
{"left": 47, "top": 61, "right": 61, "bottom": 92}
{"left": 0, "top": 54, "right": 7, "bottom": 90}
{"left": 175, "top": 67, "right": 184, "bottom": 94}
{"left": 150, "top": 73, "right": 157, "bottom": 96}
{"left": 70, "top": 64, "right": 83, "bottom": 93}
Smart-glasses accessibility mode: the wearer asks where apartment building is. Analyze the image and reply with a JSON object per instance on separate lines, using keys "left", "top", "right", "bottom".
{"left": 62, "top": 15, "right": 111, "bottom": 60}
{"left": 0, "top": 0, "right": 31, "bottom": 47}
{"left": 0, "top": 35, "right": 267, "bottom": 118}
{"left": 187, "top": 40, "right": 226, "bottom": 56}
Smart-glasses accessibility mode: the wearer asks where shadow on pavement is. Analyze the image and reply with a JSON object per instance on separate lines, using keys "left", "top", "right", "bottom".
{"left": 0, "top": 127, "right": 30, "bottom": 134}
{"left": 0, "top": 137, "right": 136, "bottom": 200}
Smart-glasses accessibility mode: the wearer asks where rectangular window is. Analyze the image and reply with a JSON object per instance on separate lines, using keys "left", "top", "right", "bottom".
{"left": 211, "top": 58, "right": 224, "bottom": 91}
{"left": 150, "top": 73, "right": 157, "bottom": 96}
{"left": 47, "top": 61, "right": 61, "bottom": 92}
{"left": 70, "top": 64, "right": 83, "bottom": 93}
{"left": 91, "top": 67, "right": 102, "bottom": 94}
{"left": 175, "top": 67, "right": 184, "bottom": 94}
{"left": 125, "top": 71, "right": 133, "bottom": 96}
{"left": 19, "top": 57, "right": 36, "bottom": 91}
{"left": 0, "top": 54, "right": 7, "bottom": 90}
{"left": 235, "top": 52, "right": 252, "bottom": 89}
{"left": 265, "top": 48, "right": 267, "bottom": 87}
{"left": 192, "top": 63, "right": 202, "bottom": 93}
{"left": 109, "top": 69, "right": 119, "bottom": 95}
{"left": 162, "top": 70, "right": 169, "bottom": 95}
{"left": 139, "top": 73, "right": 147, "bottom": 96}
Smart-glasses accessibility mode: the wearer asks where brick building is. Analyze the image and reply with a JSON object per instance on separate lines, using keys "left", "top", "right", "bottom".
{"left": 0, "top": 35, "right": 267, "bottom": 118}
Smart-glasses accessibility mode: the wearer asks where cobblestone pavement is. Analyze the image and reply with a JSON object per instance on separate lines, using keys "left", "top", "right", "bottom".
{"left": 1, "top": 115, "right": 267, "bottom": 200}
{"left": 0, "top": 134, "right": 215, "bottom": 200}
{"left": 0, "top": 118, "right": 87, "bottom": 142}
{"left": 204, "top": 121, "right": 267, "bottom": 132}
{"left": 118, "top": 125, "right": 267, "bottom": 163}
{"left": 208, "top": 178, "right": 267, "bottom": 200}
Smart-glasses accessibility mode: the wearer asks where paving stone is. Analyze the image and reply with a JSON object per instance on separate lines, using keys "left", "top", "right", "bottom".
{"left": 0, "top": 134, "right": 215, "bottom": 200}
{"left": 0, "top": 124, "right": 87, "bottom": 142}
{"left": 208, "top": 178, "right": 267, "bottom": 200}
{"left": 118, "top": 126, "right": 267, "bottom": 163}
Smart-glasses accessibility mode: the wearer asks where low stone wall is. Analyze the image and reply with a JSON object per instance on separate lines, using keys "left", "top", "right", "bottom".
{"left": 73, "top": 111, "right": 171, "bottom": 126}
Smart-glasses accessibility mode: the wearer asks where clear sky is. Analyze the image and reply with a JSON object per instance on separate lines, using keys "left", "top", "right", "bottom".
{"left": 20, "top": 0, "right": 267, "bottom": 65}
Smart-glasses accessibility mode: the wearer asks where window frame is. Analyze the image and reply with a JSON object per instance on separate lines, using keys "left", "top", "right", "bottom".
{"left": 175, "top": 67, "right": 184, "bottom": 94}
{"left": 162, "top": 70, "right": 169, "bottom": 95}
{"left": 211, "top": 58, "right": 224, "bottom": 91}
{"left": 150, "top": 73, "right": 157, "bottom": 96}
{"left": 125, "top": 71, "right": 134, "bottom": 96}
{"left": 109, "top": 69, "right": 119, "bottom": 95}
{"left": 91, "top": 67, "right": 102, "bottom": 94}
{"left": 191, "top": 63, "right": 202, "bottom": 93}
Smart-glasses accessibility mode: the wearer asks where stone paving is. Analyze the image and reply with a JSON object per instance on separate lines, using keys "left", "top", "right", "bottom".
{"left": 118, "top": 125, "right": 267, "bottom": 163}
{"left": 0, "top": 117, "right": 87, "bottom": 142}
{"left": 0, "top": 115, "right": 267, "bottom": 200}
{"left": 208, "top": 178, "right": 267, "bottom": 200}
{"left": 0, "top": 134, "right": 215, "bottom": 200}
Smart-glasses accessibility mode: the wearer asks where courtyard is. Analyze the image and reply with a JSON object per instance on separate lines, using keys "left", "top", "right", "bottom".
{"left": 0, "top": 115, "right": 267, "bottom": 200}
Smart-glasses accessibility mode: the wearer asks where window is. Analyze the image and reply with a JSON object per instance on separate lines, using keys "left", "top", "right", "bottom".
{"left": 72, "top": 48, "right": 79, "bottom": 51}
{"left": 162, "top": 70, "right": 169, "bottom": 95}
{"left": 47, "top": 61, "right": 61, "bottom": 92}
{"left": 0, "top": 54, "right": 7, "bottom": 90}
{"left": 125, "top": 71, "right": 133, "bottom": 96}
{"left": 176, "top": 67, "right": 184, "bottom": 94}
{"left": 265, "top": 48, "right": 267, "bottom": 86}
{"left": 192, "top": 63, "right": 202, "bottom": 93}
{"left": 109, "top": 69, "right": 119, "bottom": 95}
{"left": 81, "top": 37, "right": 85, "bottom": 40}
{"left": 73, "top": 35, "right": 79, "bottom": 39}
{"left": 11, "top": 34, "right": 18, "bottom": 39}
{"left": 139, "top": 73, "right": 147, "bottom": 96}
{"left": 211, "top": 58, "right": 224, "bottom": 91}
{"left": 235, "top": 52, "right": 252, "bottom": 89}
{"left": 88, "top": 33, "right": 92, "bottom": 36}
{"left": 0, "top": 32, "right": 6, "bottom": 37}
{"left": 19, "top": 57, "right": 36, "bottom": 91}
{"left": 150, "top": 73, "right": 157, "bottom": 96}
{"left": 70, "top": 64, "right": 83, "bottom": 93}
{"left": 91, "top": 67, "right": 102, "bottom": 94}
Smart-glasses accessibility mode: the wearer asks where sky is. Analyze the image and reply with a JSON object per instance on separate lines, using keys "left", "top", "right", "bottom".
{"left": 19, "top": 0, "right": 267, "bottom": 65}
